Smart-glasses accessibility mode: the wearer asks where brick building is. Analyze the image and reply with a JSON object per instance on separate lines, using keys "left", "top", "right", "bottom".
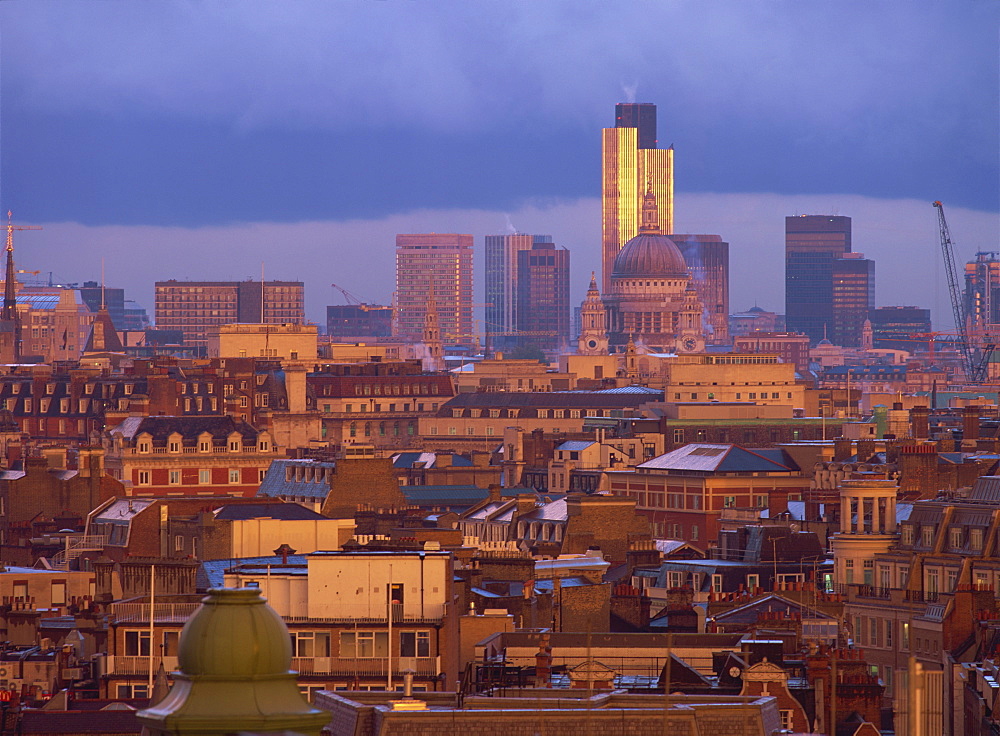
{"left": 608, "top": 443, "right": 810, "bottom": 543}
{"left": 308, "top": 360, "right": 454, "bottom": 451}
{"left": 104, "top": 415, "right": 278, "bottom": 497}
{"left": 0, "top": 448, "right": 120, "bottom": 555}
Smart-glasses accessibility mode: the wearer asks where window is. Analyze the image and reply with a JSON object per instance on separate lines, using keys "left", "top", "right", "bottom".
{"left": 229, "top": 469, "right": 240, "bottom": 484}
{"left": 124, "top": 630, "right": 151, "bottom": 656}
{"left": 754, "top": 494, "right": 768, "bottom": 508}
{"left": 921, "top": 526, "right": 934, "bottom": 547}
{"left": 174, "top": 534, "right": 185, "bottom": 552}
{"left": 711, "top": 574, "right": 723, "bottom": 593}
{"left": 971, "top": 528, "right": 984, "bottom": 551}
{"left": 746, "top": 574, "right": 759, "bottom": 590}
{"left": 340, "top": 631, "right": 388, "bottom": 658}
{"left": 672, "top": 429, "right": 684, "bottom": 443}
{"left": 901, "top": 525, "right": 914, "bottom": 545}
{"left": 290, "top": 631, "right": 331, "bottom": 657}
{"left": 138, "top": 471, "right": 151, "bottom": 486}
{"left": 950, "top": 528, "right": 963, "bottom": 549}
{"left": 723, "top": 496, "right": 736, "bottom": 508}
{"left": 229, "top": 439, "right": 241, "bottom": 452}
{"left": 399, "top": 631, "right": 430, "bottom": 658}
{"left": 163, "top": 631, "right": 180, "bottom": 657}
{"left": 50, "top": 581, "right": 66, "bottom": 606}
{"left": 779, "top": 711, "right": 794, "bottom": 731}
{"left": 169, "top": 470, "right": 181, "bottom": 485}
{"left": 116, "top": 684, "right": 149, "bottom": 699}
{"left": 199, "top": 469, "right": 211, "bottom": 484}
{"left": 927, "top": 568, "right": 939, "bottom": 595}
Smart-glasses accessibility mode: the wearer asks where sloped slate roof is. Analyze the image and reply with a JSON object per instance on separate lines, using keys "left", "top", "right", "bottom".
{"left": 638, "top": 443, "right": 793, "bottom": 473}
{"left": 400, "top": 485, "right": 489, "bottom": 507}
{"left": 197, "top": 554, "right": 308, "bottom": 590}
{"left": 392, "top": 452, "right": 473, "bottom": 468}
{"left": 712, "top": 593, "right": 836, "bottom": 625}
{"left": 110, "top": 415, "right": 260, "bottom": 443}
{"left": 19, "top": 710, "right": 141, "bottom": 734}
{"left": 213, "top": 502, "right": 326, "bottom": 521}
{"left": 441, "top": 390, "right": 663, "bottom": 410}
{"left": 556, "top": 441, "right": 596, "bottom": 452}
{"left": 257, "top": 459, "right": 333, "bottom": 500}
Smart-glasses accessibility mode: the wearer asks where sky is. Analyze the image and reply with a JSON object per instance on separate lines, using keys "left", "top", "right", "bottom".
{"left": 1, "top": 1, "right": 997, "bottom": 329}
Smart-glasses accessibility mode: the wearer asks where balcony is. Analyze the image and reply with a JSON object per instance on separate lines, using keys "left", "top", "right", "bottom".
{"left": 290, "top": 656, "right": 440, "bottom": 677}
{"left": 104, "top": 655, "right": 179, "bottom": 676}
{"left": 110, "top": 602, "right": 201, "bottom": 624}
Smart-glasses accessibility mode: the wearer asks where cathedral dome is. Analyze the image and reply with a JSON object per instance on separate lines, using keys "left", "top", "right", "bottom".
{"left": 612, "top": 231, "right": 689, "bottom": 279}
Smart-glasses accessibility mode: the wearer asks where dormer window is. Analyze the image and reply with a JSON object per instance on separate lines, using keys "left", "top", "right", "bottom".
{"left": 971, "top": 528, "right": 984, "bottom": 551}
{"left": 168, "top": 441, "right": 180, "bottom": 453}
{"left": 45, "top": 383, "right": 54, "bottom": 395}
{"left": 124, "top": 384, "right": 134, "bottom": 395}
{"left": 138, "top": 441, "right": 150, "bottom": 454}
{"left": 229, "top": 439, "right": 241, "bottom": 452}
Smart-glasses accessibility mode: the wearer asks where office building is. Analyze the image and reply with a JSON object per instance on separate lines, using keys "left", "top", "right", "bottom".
{"left": 785, "top": 215, "right": 873, "bottom": 346}
{"left": 870, "top": 306, "right": 932, "bottom": 351}
{"left": 154, "top": 280, "right": 305, "bottom": 353}
{"left": 601, "top": 102, "right": 673, "bottom": 293}
{"left": 325, "top": 304, "right": 393, "bottom": 342}
{"left": 79, "top": 282, "right": 126, "bottom": 330}
{"left": 394, "top": 234, "right": 474, "bottom": 346}
{"left": 964, "top": 252, "right": 1000, "bottom": 329}
{"left": 485, "top": 233, "right": 543, "bottom": 348}
{"left": 670, "top": 234, "right": 730, "bottom": 344}
{"left": 515, "top": 240, "right": 570, "bottom": 353}
{"left": 831, "top": 254, "right": 875, "bottom": 347}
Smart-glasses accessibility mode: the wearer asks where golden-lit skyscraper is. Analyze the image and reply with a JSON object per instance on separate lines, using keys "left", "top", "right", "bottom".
{"left": 601, "top": 102, "right": 674, "bottom": 293}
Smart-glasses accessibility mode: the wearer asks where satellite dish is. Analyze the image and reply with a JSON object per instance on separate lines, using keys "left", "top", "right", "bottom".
{"left": 790, "top": 523, "right": 800, "bottom": 532}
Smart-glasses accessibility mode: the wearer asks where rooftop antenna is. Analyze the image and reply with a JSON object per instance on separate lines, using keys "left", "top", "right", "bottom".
{"left": 101, "top": 258, "right": 106, "bottom": 310}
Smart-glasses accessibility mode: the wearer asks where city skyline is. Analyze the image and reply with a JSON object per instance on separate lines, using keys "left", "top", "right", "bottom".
{"left": 0, "top": 2, "right": 997, "bottom": 329}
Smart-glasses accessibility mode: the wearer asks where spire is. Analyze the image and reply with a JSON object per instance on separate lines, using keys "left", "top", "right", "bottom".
{"left": 639, "top": 180, "right": 659, "bottom": 233}
{"left": 3, "top": 212, "right": 17, "bottom": 321}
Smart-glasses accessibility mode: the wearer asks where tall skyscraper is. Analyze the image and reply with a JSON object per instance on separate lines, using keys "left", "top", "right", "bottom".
{"left": 485, "top": 233, "right": 537, "bottom": 346}
{"left": 785, "top": 215, "right": 873, "bottom": 346}
{"left": 515, "top": 240, "right": 570, "bottom": 354}
{"left": 154, "top": 280, "right": 305, "bottom": 352}
{"left": 831, "top": 254, "right": 875, "bottom": 347}
{"left": 670, "top": 234, "right": 730, "bottom": 344}
{"left": 394, "top": 234, "right": 474, "bottom": 346}
{"left": 601, "top": 102, "right": 674, "bottom": 293}
{"left": 964, "top": 252, "right": 1000, "bottom": 329}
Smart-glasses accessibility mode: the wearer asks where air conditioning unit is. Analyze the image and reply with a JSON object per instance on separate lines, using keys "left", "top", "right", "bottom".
{"left": 61, "top": 668, "right": 83, "bottom": 680}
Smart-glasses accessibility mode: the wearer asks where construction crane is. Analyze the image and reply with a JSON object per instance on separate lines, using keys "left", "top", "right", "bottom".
{"left": 330, "top": 283, "right": 365, "bottom": 306}
{"left": 932, "top": 201, "right": 988, "bottom": 382}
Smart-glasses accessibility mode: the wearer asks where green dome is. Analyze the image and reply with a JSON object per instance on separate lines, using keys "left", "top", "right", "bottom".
{"left": 139, "top": 587, "right": 328, "bottom": 736}
{"left": 178, "top": 588, "right": 291, "bottom": 677}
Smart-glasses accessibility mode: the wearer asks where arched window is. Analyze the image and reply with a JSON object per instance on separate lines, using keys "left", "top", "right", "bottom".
{"left": 364, "top": 422, "right": 371, "bottom": 437}
{"left": 349, "top": 422, "right": 357, "bottom": 438}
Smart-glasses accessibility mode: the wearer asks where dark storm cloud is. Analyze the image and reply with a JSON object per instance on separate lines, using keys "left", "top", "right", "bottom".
{"left": 1, "top": 0, "right": 996, "bottom": 225}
